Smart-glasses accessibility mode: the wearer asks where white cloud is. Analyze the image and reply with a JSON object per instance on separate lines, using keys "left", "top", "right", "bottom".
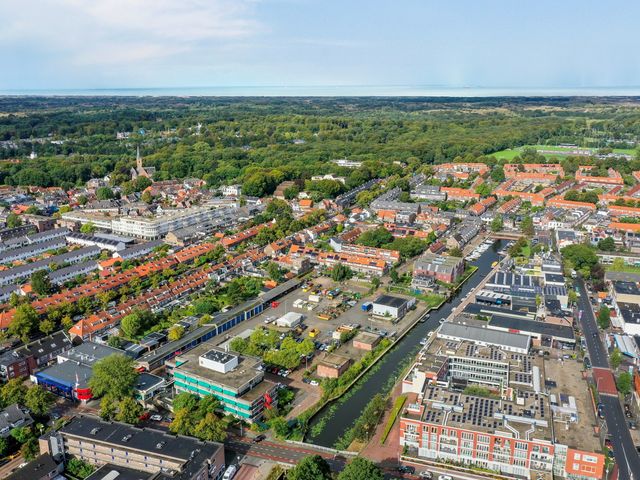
{"left": 0, "top": 0, "right": 262, "bottom": 66}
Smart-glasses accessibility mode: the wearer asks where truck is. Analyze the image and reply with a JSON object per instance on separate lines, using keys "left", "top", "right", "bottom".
{"left": 361, "top": 302, "right": 373, "bottom": 312}
{"left": 308, "top": 294, "right": 321, "bottom": 303}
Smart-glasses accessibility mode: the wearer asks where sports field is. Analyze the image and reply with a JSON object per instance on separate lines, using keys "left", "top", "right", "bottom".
{"left": 491, "top": 144, "right": 636, "bottom": 160}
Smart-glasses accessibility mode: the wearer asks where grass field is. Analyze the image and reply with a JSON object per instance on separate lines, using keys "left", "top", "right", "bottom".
{"left": 606, "top": 263, "right": 640, "bottom": 274}
{"left": 491, "top": 144, "right": 637, "bottom": 160}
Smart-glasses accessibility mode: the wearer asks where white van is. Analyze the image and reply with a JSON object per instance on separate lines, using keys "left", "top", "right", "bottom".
{"left": 223, "top": 465, "right": 237, "bottom": 480}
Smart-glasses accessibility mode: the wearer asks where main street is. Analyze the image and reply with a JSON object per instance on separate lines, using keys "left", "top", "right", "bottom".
{"left": 575, "top": 277, "right": 640, "bottom": 479}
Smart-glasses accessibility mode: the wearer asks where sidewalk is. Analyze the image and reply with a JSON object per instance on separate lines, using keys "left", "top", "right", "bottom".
{"left": 360, "top": 382, "right": 403, "bottom": 468}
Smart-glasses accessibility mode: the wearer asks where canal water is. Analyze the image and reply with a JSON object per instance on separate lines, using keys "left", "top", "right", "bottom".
{"left": 305, "top": 239, "right": 505, "bottom": 447}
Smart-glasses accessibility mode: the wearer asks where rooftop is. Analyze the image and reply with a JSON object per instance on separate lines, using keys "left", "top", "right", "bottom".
{"left": 58, "top": 415, "right": 223, "bottom": 480}
{"left": 403, "top": 384, "right": 552, "bottom": 441}
{"left": 171, "top": 342, "right": 263, "bottom": 394}
{"left": 373, "top": 294, "right": 410, "bottom": 308}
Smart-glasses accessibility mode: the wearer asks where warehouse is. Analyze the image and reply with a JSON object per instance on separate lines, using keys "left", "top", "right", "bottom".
{"left": 372, "top": 294, "right": 414, "bottom": 320}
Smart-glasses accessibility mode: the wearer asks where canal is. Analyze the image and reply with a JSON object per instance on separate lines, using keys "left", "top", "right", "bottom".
{"left": 305, "top": 239, "right": 505, "bottom": 448}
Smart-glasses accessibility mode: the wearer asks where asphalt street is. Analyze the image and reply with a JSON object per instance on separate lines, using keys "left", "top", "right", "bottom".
{"left": 575, "top": 278, "right": 640, "bottom": 479}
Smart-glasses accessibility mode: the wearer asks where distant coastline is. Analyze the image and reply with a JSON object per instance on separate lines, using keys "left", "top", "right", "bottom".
{"left": 2, "top": 85, "right": 640, "bottom": 97}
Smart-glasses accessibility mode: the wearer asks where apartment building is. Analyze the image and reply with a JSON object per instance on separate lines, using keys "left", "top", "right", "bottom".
{"left": 399, "top": 324, "right": 604, "bottom": 480}
{"left": 42, "top": 415, "right": 225, "bottom": 480}
{"left": 413, "top": 252, "right": 465, "bottom": 285}
{"left": 0, "top": 245, "right": 100, "bottom": 286}
{"left": 167, "top": 346, "right": 277, "bottom": 423}
{"left": 62, "top": 207, "right": 237, "bottom": 240}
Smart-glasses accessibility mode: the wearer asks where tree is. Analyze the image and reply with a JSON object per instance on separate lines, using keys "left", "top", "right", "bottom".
{"left": 331, "top": 263, "right": 353, "bottom": 282}
{"left": 193, "top": 412, "right": 227, "bottom": 442}
{"left": 611, "top": 257, "right": 626, "bottom": 271}
{"left": 356, "top": 227, "right": 393, "bottom": 248}
{"left": 24, "top": 385, "right": 55, "bottom": 416}
{"left": 337, "top": 457, "right": 384, "bottom": 480}
{"left": 141, "top": 190, "right": 154, "bottom": 204}
{"left": 617, "top": 371, "right": 633, "bottom": 395}
{"left": 597, "top": 237, "right": 616, "bottom": 252}
{"left": 170, "top": 407, "right": 197, "bottom": 436}
{"left": 521, "top": 216, "right": 535, "bottom": 237}
{"left": 1, "top": 378, "right": 27, "bottom": 407}
{"left": 9, "top": 304, "right": 38, "bottom": 342}
{"left": 610, "top": 348, "right": 622, "bottom": 370}
{"left": 107, "top": 335, "right": 123, "bottom": 348}
{"left": 120, "top": 312, "right": 143, "bottom": 338}
{"left": 66, "top": 458, "right": 95, "bottom": 479}
{"left": 491, "top": 165, "right": 505, "bottom": 182}
{"left": 100, "top": 396, "right": 117, "bottom": 420}
{"left": 269, "top": 416, "right": 290, "bottom": 438}
{"left": 116, "top": 397, "right": 143, "bottom": 425}
{"left": 39, "top": 318, "right": 56, "bottom": 336}
{"left": 449, "top": 247, "right": 463, "bottom": 257}
{"left": 490, "top": 215, "right": 503, "bottom": 232}
{"left": 10, "top": 426, "right": 32, "bottom": 444}
{"left": 286, "top": 455, "right": 332, "bottom": 480}
{"left": 168, "top": 325, "right": 185, "bottom": 341}
{"left": 597, "top": 306, "right": 611, "bottom": 329}
{"left": 475, "top": 183, "right": 492, "bottom": 197}
{"left": 6, "top": 213, "right": 22, "bottom": 228}
{"left": 568, "top": 289, "right": 578, "bottom": 306}
{"left": 88, "top": 354, "right": 138, "bottom": 400}
{"left": 265, "top": 261, "right": 284, "bottom": 282}
{"left": 0, "top": 437, "right": 8, "bottom": 456}
{"left": 173, "top": 392, "right": 200, "bottom": 413}
{"left": 21, "top": 437, "right": 39, "bottom": 460}
{"left": 80, "top": 222, "right": 97, "bottom": 234}
{"left": 561, "top": 244, "right": 599, "bottom": 278}
{"left": 96, "top": 187, "right": 115, "bottom": 200}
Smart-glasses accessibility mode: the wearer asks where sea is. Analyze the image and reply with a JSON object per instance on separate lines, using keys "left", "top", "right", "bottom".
{"left": 1, "top": 85, "right": 640, "bottom": 97}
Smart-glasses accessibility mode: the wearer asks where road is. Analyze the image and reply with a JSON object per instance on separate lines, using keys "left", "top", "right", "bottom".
{"left": 0, "top": 455, "right": 24, "bottom": 478}
{"left": 575, "top": 277, "right": 640, "bottom": 479}
{"left": 226, "top": 436, "right": 493, "bottom": 480}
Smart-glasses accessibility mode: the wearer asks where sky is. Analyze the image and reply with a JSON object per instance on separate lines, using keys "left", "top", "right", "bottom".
{"left": 1, "top": 0, "right": 640, "bottom": 92}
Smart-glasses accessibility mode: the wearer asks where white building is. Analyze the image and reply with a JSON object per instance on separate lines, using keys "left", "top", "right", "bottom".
{"left": 221, "top": 184, "right": 242, "bottom": 197}
{"left": 275, "top": 312, "right": 303, "bottom": 328}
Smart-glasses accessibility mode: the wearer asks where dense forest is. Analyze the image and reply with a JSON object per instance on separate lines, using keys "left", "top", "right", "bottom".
{"left": 1, "top": 96, "right": 640, "bottom": 191}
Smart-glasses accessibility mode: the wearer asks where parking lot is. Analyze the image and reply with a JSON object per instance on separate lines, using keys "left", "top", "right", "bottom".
{"left": 201, "top": 275, "right": 427, "bottom": 418}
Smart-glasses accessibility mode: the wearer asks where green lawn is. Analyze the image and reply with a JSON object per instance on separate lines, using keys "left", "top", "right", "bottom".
{"left": 606, "top": 263, "right": 640, "bottom": 274}
{"left": 491, "top": 144, "right": 637, "bottom": 160}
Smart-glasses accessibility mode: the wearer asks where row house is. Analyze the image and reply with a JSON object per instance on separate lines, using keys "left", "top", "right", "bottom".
{"left": 496, "top": 197, "right": 522, "bottom": 214}
{"left": 609, "top": 204, "right": 640, "bottom": 218}
{"left": 546, "top": 195, "right": 597, "bottom": 211}
{"left": 441, "top": 187, "right": 480, "bottom": 202}
{"left": 492, "top": 187, "right": 546, "bottom": 207}
{"left": 221, "top": 222, "right": 270, "bottom": 249}
{"left": 575, "top": 166, "right": 624, "bottom": 186}
{"left": 434, "top": 163, "right": 489, "bottom": 180}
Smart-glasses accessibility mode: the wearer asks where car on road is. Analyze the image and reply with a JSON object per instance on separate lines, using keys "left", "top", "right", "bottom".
{"left": 252, "top": 434, "right": 266, "bottom": 443}
{"left": 438, "top": 475, "right": 453, "bottom": 480}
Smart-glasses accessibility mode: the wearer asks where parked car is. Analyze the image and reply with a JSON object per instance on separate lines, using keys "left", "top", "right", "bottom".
{"left": 438, "top": 476, "right": 453, "bottom": 480}
{"left": 419, "top": 471, "right": 433, "bottom": 479}
{"left": 310, "top": 380, "right": 319, "bottom": 386}
{"left": 252, "top": 434, "right": 266, "bottom": 443}
{"left": 150, "top": 414, "right": 163, "bottom": 422}
{"left": 397, "top": 466, "right": 415, "bottom": 474}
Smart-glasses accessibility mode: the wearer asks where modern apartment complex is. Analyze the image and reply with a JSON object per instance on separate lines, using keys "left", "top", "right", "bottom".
{"left": 399, "top": 324, "right": 605, "bottom": 480}
{"left": 167, "top": 346, "right": 277, "bottom": 423}
{"left": 62, "top": 207, "right": 238, "bottom": 240}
